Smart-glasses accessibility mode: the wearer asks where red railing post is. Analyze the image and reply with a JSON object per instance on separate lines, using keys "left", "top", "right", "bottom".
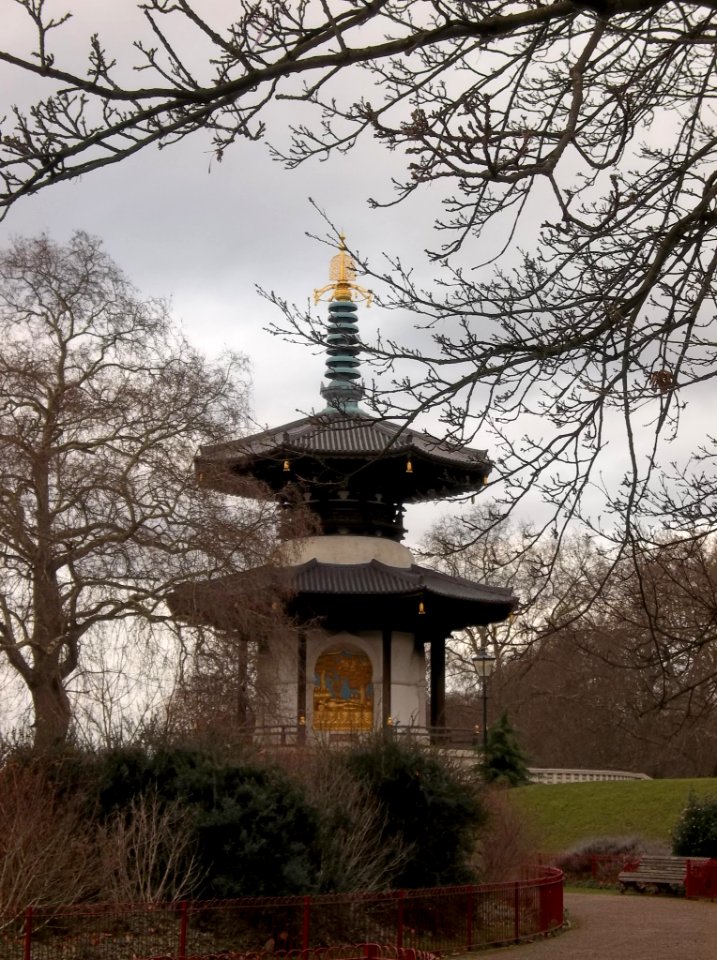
{"left": 537, "top": 878, "right": 544, "bottom": 932}
{"left": 178, "top": 900, "right": 188, "bottom": 960}
{"left": 396, "top": 890, "right": 405, "bottom": 948}
{"left": 513, "top": 882, "right": 520, "bottom": 941}
{"left": 538, "top": 877, "right": 551, "bottom": 932}
{"left": 302, "top": 895, "right": 311, "bottom": 950}
{"left": 538, "top": 869, "right": 563, "bottom": 932}
{"left": 23, "top": 906, "right": 32, "bottom": 960}
{"left": 466, "top": 886, "right": 475, "bottom": 950}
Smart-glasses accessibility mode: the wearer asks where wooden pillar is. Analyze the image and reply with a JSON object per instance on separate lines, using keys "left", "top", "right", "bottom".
{"left": 382, "top": 627, "right": 392, "bottom": 725}
{"left": 430, "top": 635, "right": 446, "bottom": 729}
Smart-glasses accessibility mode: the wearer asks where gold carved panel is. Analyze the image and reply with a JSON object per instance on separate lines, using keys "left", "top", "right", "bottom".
{"left": 313, "top": 644, "right": 373, "bottom": 731}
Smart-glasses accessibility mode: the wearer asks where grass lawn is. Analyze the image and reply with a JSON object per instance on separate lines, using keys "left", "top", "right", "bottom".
{"left": 509, "top": 777, "right": 717, "bottom": 852}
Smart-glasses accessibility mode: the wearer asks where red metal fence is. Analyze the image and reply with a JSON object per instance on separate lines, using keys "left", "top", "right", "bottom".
{"left": 3, "top": 869, "right": 563, "bottom": 960}
{"left": 145, "top": 946, "right": 440, "bottom": 960}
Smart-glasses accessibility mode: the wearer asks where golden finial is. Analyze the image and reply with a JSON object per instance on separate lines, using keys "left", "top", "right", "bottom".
{"left": 314, "top": 234, "right": 373, "bottom": 306}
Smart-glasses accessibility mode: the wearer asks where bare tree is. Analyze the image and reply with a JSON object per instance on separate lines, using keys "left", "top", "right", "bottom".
{"left": 69, "top": 622, "right": 182, "bottom": 748}
{"left": 489, "top": 535, "right": 717, "bottom": 776}
{"left": 1, "top": 2, "right": 716, "bottom": 554}
{"left": 0, "top": 231, "right": 279, "bottom": 750}
{"left": 164, "top": 628, "right": 269, "bottom": 744}
{"left": 421, "top": 503, "right": 600, "bottom": 681}
{"left": 574, "top": 536, "right": 717, "bottom": 714}
{"left": 427, "top": 505, "right": 717, "bottom": 774}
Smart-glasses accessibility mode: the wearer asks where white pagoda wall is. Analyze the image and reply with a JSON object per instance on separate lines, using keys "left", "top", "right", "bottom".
{"left": 255, "top": 534, "right": 430, "bottom": 735}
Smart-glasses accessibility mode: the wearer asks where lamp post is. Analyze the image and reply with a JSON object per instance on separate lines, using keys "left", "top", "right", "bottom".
{"left": 472, "top": 649, "right": 496, "bottom": 754}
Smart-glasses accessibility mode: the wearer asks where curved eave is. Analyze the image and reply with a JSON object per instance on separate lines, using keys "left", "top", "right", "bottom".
{"left": 195, "top": 415, "right": 491, "bottom": 501}
{"left": 170, "top": 559, "right": 517, "bottom": 636}
{"left": 287, "top": 559, "right": 515, "bottom": 632}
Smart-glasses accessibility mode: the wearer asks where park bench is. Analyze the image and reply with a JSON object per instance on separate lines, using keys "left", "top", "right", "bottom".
{"left": 618, "top": 856, "right": 710, "bottom": 895}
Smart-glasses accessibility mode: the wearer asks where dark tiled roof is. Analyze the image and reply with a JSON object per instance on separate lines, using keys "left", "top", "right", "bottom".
{"left": 199, "top": 412, "right": 488, "bottom": 471}
{"left": 170, "top": 558, "right": 517, "bottom": 632}
{"left": 290, "top": 558, "right": 515, "bottom": 608}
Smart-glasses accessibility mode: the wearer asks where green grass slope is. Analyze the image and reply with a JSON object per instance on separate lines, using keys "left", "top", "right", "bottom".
{"left": 509, "top": 778, "right": 717, "bottom": 852}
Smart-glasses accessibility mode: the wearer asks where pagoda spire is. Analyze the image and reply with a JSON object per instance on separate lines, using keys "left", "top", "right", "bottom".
{"left": 313, "top": 234, "right": 373, "bottom": 306}
{"left": 314, "top": 235, "right": 372, "bottom": 414}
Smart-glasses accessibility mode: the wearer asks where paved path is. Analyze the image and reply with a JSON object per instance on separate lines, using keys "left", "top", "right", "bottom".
{"left": 467, "top": 892, "right": 717, "bottom": 960}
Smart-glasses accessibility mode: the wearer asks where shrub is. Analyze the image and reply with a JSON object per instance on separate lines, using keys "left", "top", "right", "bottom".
{"left": 554, "top": 836, "right": 647, "bottom": 882}
{"left": 672, "top": 792, "right": 717, "bottom": 857}
{"left": 480, "top": 712, "right": 530, "bottom": 787}
{"left": 279, "top": 744, "right": 408, "bottom": 893}
{"left": 343, "top": 735, "right": 486, "bottom": 888}
{"left": 62, "top": 746, "right": 323, "bottom": 899}
{"left": 474, "top": 788, "right": 540, "bottom": 881}
{"left": 192, "top": 763, "right": 321, "bottom": 898}
{"left": 97, "top": 789, "right": 202, "bottom": 902}
{"left": 0, "top": 762, "right": 97, "bottom": 920}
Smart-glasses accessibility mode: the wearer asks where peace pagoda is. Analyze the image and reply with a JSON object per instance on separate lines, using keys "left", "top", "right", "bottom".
{"left": 173, "top": 239, "right": 516, "bottom": 739}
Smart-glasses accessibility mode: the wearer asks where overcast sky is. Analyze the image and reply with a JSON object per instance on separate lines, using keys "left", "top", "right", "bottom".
{"left": 0, "top": 2, "right": 466, "bottom": 546}
{"left": 3, "top": 2, "right": 704, "bottom": 552}
{"left": 1, "top": 134, "right": 394, "bottom": 423}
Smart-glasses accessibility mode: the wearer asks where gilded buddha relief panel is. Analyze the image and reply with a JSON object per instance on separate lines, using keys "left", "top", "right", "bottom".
{"left": 313, "top": 643, "right": 374, "bottom": 731}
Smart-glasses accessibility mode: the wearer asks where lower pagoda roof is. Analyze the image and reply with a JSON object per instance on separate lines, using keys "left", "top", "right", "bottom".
{"left": 171, "top": 559, "right": 517, "bottom": 636}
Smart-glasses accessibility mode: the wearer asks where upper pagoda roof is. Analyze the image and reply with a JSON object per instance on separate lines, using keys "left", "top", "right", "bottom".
{"left": 197, "top": 238, "right": 492, "bottom": 507}
{"left": 196, "top": 410, "right": 491, "bottom": 503}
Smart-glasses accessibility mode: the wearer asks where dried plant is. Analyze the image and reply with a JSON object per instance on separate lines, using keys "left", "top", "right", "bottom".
{"left": 97, "top": 789, "right": 203, "bottom": 903}
{"left": 277, "top": 744, "right": 408, "bottom": 893}
{"left": 473, "top": 788, "right": 540, "bottom": 883}
{"left": 0, "top": 763, "right": 96, "bottom": 924}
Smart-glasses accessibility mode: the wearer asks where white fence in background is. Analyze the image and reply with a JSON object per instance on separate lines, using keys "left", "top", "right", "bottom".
{"left": 528, "top": 767, "right": 651, "bottom": 784}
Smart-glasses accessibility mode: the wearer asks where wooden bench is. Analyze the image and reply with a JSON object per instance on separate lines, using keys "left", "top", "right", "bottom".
{"left": 618, "top": 856, "right": 710, "bottom": 894}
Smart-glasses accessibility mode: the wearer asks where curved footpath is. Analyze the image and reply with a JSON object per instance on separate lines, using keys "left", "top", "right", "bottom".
{"left": 466, "top": 891, "right": 717, "bottom": 960}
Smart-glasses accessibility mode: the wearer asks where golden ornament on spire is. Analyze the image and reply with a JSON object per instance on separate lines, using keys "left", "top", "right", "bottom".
{"left": 314, "top": 234, "right": 373, "bottom": 305}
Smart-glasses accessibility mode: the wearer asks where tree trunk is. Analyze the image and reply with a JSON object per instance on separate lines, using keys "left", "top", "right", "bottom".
{"left": 30, "top": 672, "right": 72, "bottom": 752}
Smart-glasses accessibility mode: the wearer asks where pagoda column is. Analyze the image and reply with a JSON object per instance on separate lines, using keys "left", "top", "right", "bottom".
{"left": 236, "top": 634, "right": 248, "bottom": 727}
{"left": 297, "top": 629, "right": 307, "bottom": 741}
{"left": 429, "top": 634, "right": 446, "bottom": 729}
{"left": 382, "top": 627, "right": 392, "bottom": 725}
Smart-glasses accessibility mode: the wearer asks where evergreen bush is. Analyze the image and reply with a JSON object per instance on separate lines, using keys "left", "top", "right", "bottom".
{"left": 17, "top": 740, "right": 497, "bottom": 901}
{"left": 67, "top": 747, "right": 323, "bottom": 898}
{"left": 480, "top": 713, "right": 530, "bottom": 786}
{"left": 343, "top": 735, "right": 486, "bottom": 888}
{"left": 672, "top": 792, "right": 717, "bottom": 857}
